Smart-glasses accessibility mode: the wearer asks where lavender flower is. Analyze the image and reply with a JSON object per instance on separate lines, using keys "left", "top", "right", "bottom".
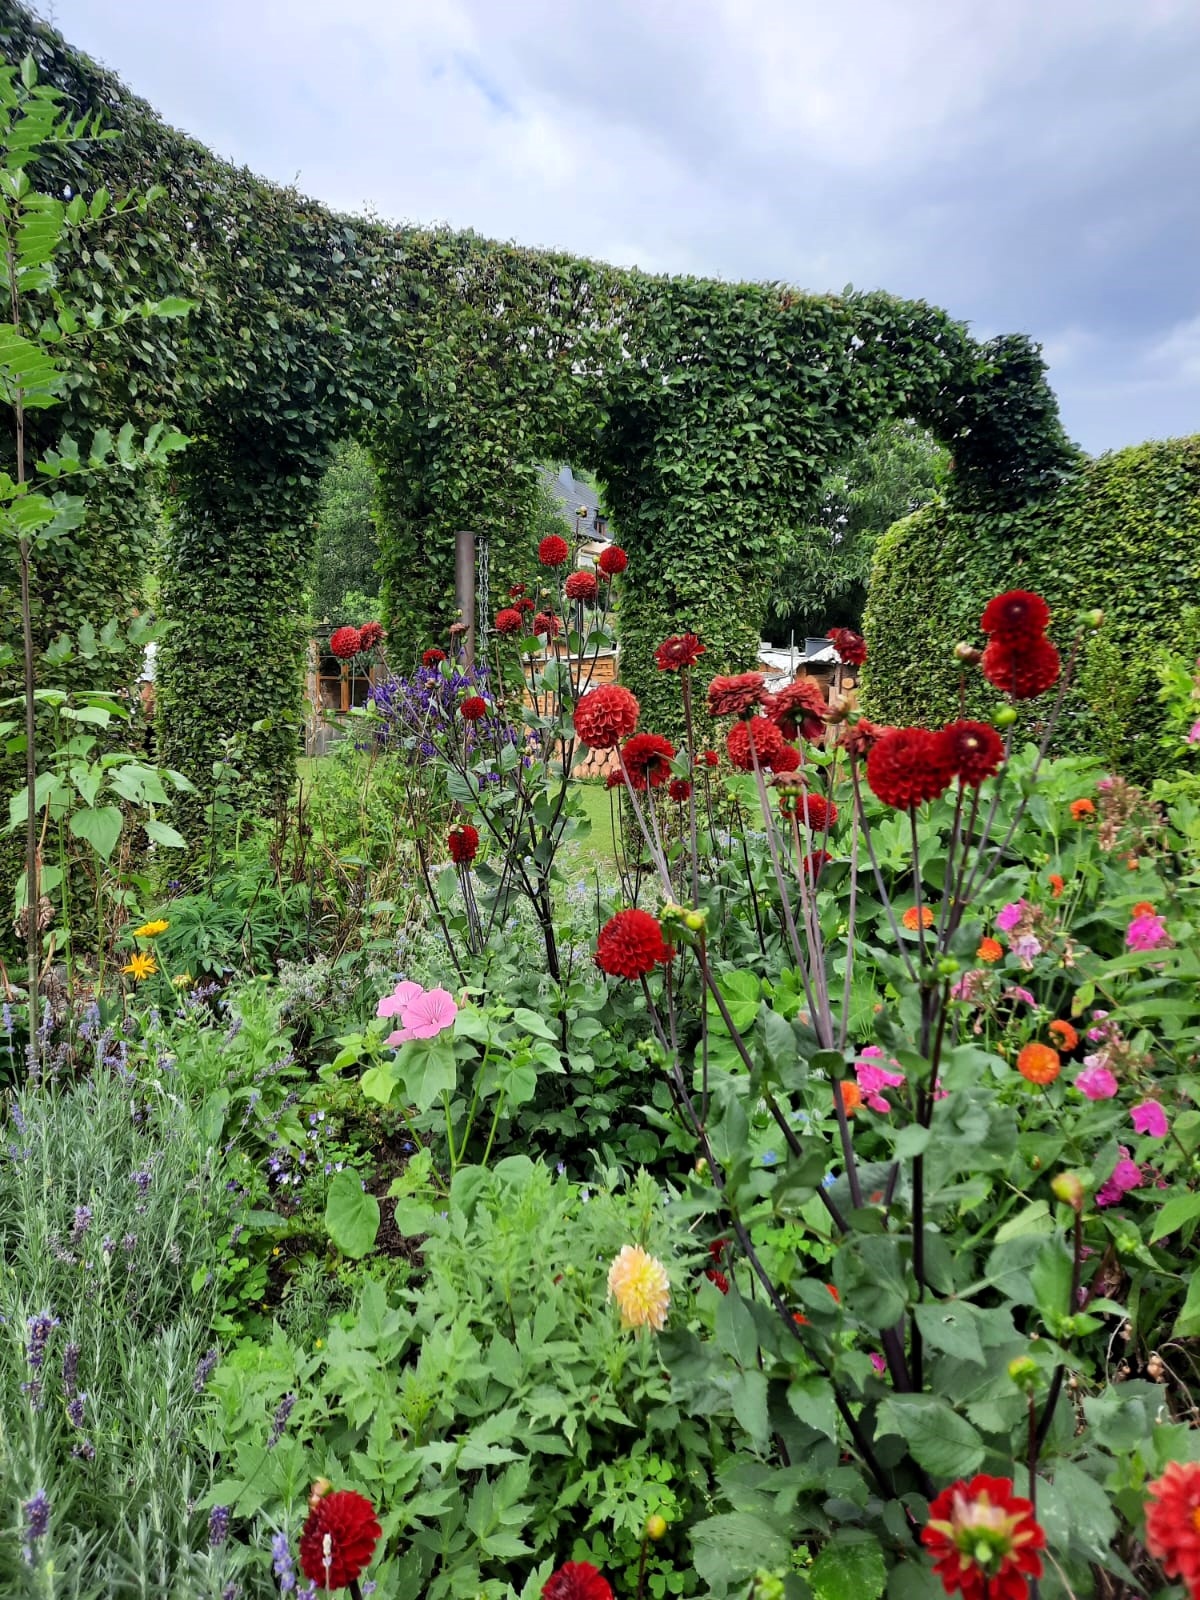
{"left": 271, "top": 1529, "right": 297, "bottom": 1593}
{"left": 267, "top": 1392, "right": 296, "bottom": 1449}
{"left": 62, "top": 1342, "right": 80, "bottom": 1395}
{"left": 2, "top": 1001, "right": 12, "bottom": 1033}
{"left": 70, "top": 1205, "right": 93, "bottom": 1245}
{"left": 121, "top": 1233, "right": 137, "bottom": 1253}
{"left": 67, "top": 1392, "right": 87, "bottom": 1428}
{"left": 131, "top": 1170, "right": 151, "bottom": 1195}
{"left": 26, "top": 1311, "right": 59, "bottom": 1370}
{"left": 208, "top": 1505, "right": 230, "bottom": 1548}
{"left": 22, "top": 1490, "right": 49, "bottom": 1563}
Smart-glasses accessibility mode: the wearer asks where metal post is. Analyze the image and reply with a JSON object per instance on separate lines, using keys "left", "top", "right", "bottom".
{"left": 454, "top": 528, "right": 475, "bottom": 667}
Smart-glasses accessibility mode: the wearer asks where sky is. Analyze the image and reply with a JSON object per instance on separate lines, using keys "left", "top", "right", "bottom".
{"left": 39, "top": 0, "right": 1200, "bottom": 455}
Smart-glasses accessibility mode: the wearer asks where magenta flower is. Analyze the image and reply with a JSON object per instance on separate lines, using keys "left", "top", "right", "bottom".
{"left": 378, "top": 980, "right": 424, "bottom": 1019}
{"left": 1187, "top": 720, "right": 1200, "bottom": 744}
{"left": 1096, "top": 1147, "right": 1143, "bottom": 1207}
{"left": 1126, "top": 913, "right": 1170, "bottom": 952}
{"left": 870, "top": 1353, "right": 887, "bottom": 1374}
{"left": 1075, "top": 1064, "right": 1119, "bottom": 1100}
{"left": 995, "top": 900, "right": 1027, "bottom": 933}
{"left": 400, "top": 987, "right": 458, "bottom": 1039}
{"left": 1131, "top": 1100, "right": 1169, "bottom": 1138}
{"left": 1001, "top": 985, "right": 1036, "bottom": 1007}
{"left": 855, "top": 1054, "right": 906, "bottom": 1112}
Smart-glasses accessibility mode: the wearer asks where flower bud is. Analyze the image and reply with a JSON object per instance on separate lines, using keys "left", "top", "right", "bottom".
{"left": 693, "top": 1158, "right": 709, "bottom": 1179}
{"left": 1085, "top": 609, "right": 1104, "bottom": 629}
{"left": 954, "top": 643, "right": 983, "bottom": 664}
{"left": 645, "top": 1514, "right": 668, "bottom": 1541}
{"left": 936, "top": 957, "right": 960, "bottom": 979}
{"left": 684, "top": 908, "right": 708, "bottom": 933}
{"left": 1051, "top": 1171, "right": 1085, "bottom": 1211}
{"left": 1007, "top": 1355, "right": 1039, "bottom": 1391}
{"left": 994, "top": 706, "right": 1019, "bottom": 728}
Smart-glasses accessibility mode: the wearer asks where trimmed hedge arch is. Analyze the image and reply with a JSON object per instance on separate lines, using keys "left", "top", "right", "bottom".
{"left": 862, "top": 435, "right": 1200, "bottom": 777}
{"left": 1, "top": 0, "right": 1079, "bottom": 825}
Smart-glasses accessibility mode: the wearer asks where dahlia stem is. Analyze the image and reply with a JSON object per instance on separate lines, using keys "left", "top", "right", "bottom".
{"left": 848, "top": 757, "right": 918, "bottom": 982}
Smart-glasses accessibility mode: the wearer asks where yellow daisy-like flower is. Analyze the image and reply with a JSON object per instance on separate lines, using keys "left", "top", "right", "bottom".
{"left": 122, "top": 952, "right": 158, "bottom": 982}
{"left": 133, "top": 919, "right": 170, "bottom": 938}
{"left": 607, "top": 1243, "right": 670, "bottom": 1331}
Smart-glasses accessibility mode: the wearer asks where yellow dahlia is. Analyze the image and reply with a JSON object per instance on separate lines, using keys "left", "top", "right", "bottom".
{"left": 122, "top": 952, "right": 158, "bottom": 982}
{"left": 607, "top": 1244, "right": 670, "bottom": 1331}
{"left": 133, "top": 919, "right": 170, "bottom": 938}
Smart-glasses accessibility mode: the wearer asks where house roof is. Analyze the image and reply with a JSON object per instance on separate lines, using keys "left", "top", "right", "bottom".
{"left": 540, "top": 464, "right": 608, "bottom": 542}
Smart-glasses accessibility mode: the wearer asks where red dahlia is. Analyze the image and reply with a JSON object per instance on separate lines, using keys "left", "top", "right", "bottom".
{"left": 655, "top": 633, "right": 706, "bottom": 672}
{"left": 299, "top": 1489, "right": 381, "bottom": 1591}
{"left": 768, "top": 679, "right": 828, "bottom": 742}
{"left": 801, "top": 849, "right": 831, "bottom": 881}
{"left": 597, "top": 545, "right": 628, "bottom": 577}
{"left": 605, "top": 768, "right": 626, "bottom": 789}
{"left": 668, "top": 777, "right": 692, "bottom": 802}
{"left": 866, "top": 726, "right": 954, "bottom": 809}
{"left": 980, "top": 590, "right": 1051, "bottom": 639}
{"left": 1145, "top": 1459, "right": 1200, "bottom": 1596}
{"left": 330, "top": 626, "right": 362, "bottom": 660}
{"left": 705, "top": 1267, "right": 730, "bottom": 1294}
{"left": 726, "top": 716, "right": 784, "bottom": 772}
{"left": 769, "top": 743, "right": 801, "bottom": 775}
{"left": 459, "top": 696, "right": 488, "bottom": 721}
{"left": 358, "top": 621, "right": 384, "bottom": 650}
{"left": 422, "top": 647, "right": 447, "bottom": 667}
{"left": 574, "top": 686, "right": 640, "bottom": 748}
{"left": 621, "top": 732, "right": 676, "bottom": 790}
{"left": 839, "top": 717, "right": 890, "bottom": 757}
{"left": 707, "top": 672, "right": 767, "bottom": 718}
{"left": 708, "top": 1238, "right": 729, "bottom": 1262}
{"left": 827, "top": 627, "right": 868, "bottom": 666}
{"left": 564, "top": 570, "right": 599, "bottom": 603}
{"left": 533, "top": 612, "right": 561, "bottom": 638}
{"left": 539, "top": 535, "right": 570, "bottom": 568}
{"left": 542, "top": 1562, "right": 614, "bottom": 1600}
{"left": 701, "top": 749, "right": 720, "bottom": 767}
{"left": 494, "top": 607, "right": 524, "bottom": 636}
{"left": 921, "top": 1474, "right": 1044, "bottom": 1600}
{"left": 937, "top": 720, "right": 1005, "bottom": 786}
{"left": 595, "top": 909, "right": 674, "bottom": 980}
{"left": 448, "top": 824, "right": 479, "bottom": 864}
{"left": 509, "top": 583, "right": 527, "bottom": 598}
{"left": 981, "top": 636, "right": 1061, "bottom": 700}
{"left": 781, "top": 791, "right": 837, "bottom": 829}
{"left": 516, "top": 597, "right": 535, "bottom": 613}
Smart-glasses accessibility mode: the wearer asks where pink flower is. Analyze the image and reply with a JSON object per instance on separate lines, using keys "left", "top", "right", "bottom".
{"left": 1188, "top": 720, "right": 1200, "bottom": 745}
{"left": 855, "top": 1056, "right": 906, "bottom": 1112}
{"left": 1126, "top": 913, "right": 1171, "bottom": 952}
{"left": 1096, "top": 775, "right": 1116, "bottom": 793}
{"left": 377, "top": 980, "right": 424, "bottom": 1019}
{"left": 1001, "top": 985, "right": 1036, "bottom": 1007}
{"left": 1131, "top": 1100, "right": 1169, "bottom": 1138}
{"left": 386, "top": 1027, "right": 413, "bottom": 1047}
{"left": 1010, "top": 934, "right": 1043, "bottom": 965}
{"left": 1074, "top": 1064, "right": 1119, "bottom": 1100}
{"left": 995, "top": 900, "right": 1027, "bottom": 933}
{"left": 1096, "top": 1149, "right": 1144, "bottom": 1208}
{"left": 950, "top": 970, "right": 988, "bottom": 1002}
{"left": 400, "top": 987, "right": 458, "bottom": 1039}
{"left": 870, "top": 1353, "right": 887, "bottom": 1374}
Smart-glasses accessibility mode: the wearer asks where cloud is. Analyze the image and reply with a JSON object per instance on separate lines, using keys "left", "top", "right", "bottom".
{"left": 43, "top": 0, "right": 1200, "bottom": 451}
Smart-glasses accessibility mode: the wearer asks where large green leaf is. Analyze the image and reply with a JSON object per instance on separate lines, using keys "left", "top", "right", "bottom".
{"left": 68, "top": 803, "right": 123, "bottom": 860}
{"left": 876, "top": 1395, "right": 985, "bottom": 1477}
{"left": 397, "top": 1038, "right": 457, "bottom": 1111}
{"left": 324, "top": 1171, "right": 379, "bottom": 1258}
{"left": 810, "top": 1535, "right": 886, "bottom": 1600}
{"left": 691, "top": 1512, "right": 791, "bottom": 1596}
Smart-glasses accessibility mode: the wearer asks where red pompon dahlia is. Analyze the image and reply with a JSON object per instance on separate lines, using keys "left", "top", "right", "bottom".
{"left": 707, "top": 672, "right": 767, "bottom": 718}
{"left": 595, "top": 909, "right": 674, "bottom": 980}
{"left": 705, "top": 1267, "right": 730, "bottom": 1294}
{"left": 980, "top": 589, "right": 1051, "bottom": 639}
{"left": 621, "top": 732, "right": 676, "bottom": 790}
{"left": 516, "top": 597, "right": 535, "bottom": 613}
{"left": 800, "top": 849, "right": 831, "bottom": 881}
{"left": 866, "top": 726, "right": 954, "bottom": 809}
{"left": 921, "top": 1474, "right": 1044, "bottom": 1600}
{"left": 330, "top": 626, "right": 362, "bottom": 660}
{"left": 769, "top": 742, "right": 801, "bottom": 775}
{"left": 827, "top": 626, "right": 868, "bottom": 666}
{"left": 422, "top": 647, "right": 447, "bottom": 667}
{"left": 533, "top": 612, "right": 561, "bottom": 638}
{"left": 938, "top": 720, "right": 1005, "bottom": 786}
{"left": 839, "top": 717, "right": 890, "bottom": 758}
{"left": 605, "top": 768, "right": 626, "bottom": 790}
{"left": 781, "top": 791, "right": 837, "bottom": 829}
{"left": 565, "top": 570, "right": 600, "bottom": 603}
{"left": 726, "top": 716, "right": 784, "bottom": 772}
{"left": 448, "top": 824, "right": 479, "bottom": 865}
{"left": 668, "top": 777, "right": 692, "bottom": 802}
{"left": 509, "top": 583, "right": 527, "bottom": 598}
{"left": 543, "top": 1562, "right": 614, "bottom": 1600}
{"left": 494, "top": 607, "right": 524, "bottom": 636}
{"left": 1145, "top": 1459, "right": 1200, "bottom": 1596}
{"left": 655, "top": 633, "right": 706, "bottom": 672}
{"left": 981, "top": 636, "right": 1061, "bottom": 700}
{"left": 768, "top": 679, "right": 828, "bottom": 742}
{"left": 358, "top": 621, "right": 384, "bottom": 650}
{"left": 597, "top": 545, "right": 628, "bottom": 577}
{"left": 539, "top": 535, "right": 570, "bottom": 568}
{"left": 459, "top": 696, "right": 488, "bottom": 721}
{"left": 701, "top": 749, "right": 720, "bottom": 767}
{"left": 299, "top": 1489, "right": 382, "bottom": 1591}
{"left": 574, "top": 685, "right": 640, "bottom": 748}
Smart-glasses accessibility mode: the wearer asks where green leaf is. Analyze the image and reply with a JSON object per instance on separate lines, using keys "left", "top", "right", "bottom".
{"left": 876, "top": 1395, "right": 985, "bottom": 1477}
{"left": 397, "top": 1037, "right": 457, "bottom": 1112}
{"left": 324, "top": 1171, "right": 379, "bottom": 1258}
{"left": 728, "top": 1368, "right": 769, "bottom": 1447}
{"left": 787, "top": 1373, "right": 838, "bottom": 1440}
{"left": 68, "top": 804, "right": 123, "bottom": 860}
{"left": 691, "top": 1512, "right": 791, "bottom": 1596}
{"left": 810, "top": 1535, "right": 887, "bottom": 1600}
{"left": 142, "top": 818, "right": 187, "bottom": 849}
{"left": 913, "top": 1302, "right": 985, "bottom": 1366}
{"left": 360, "top": 1065, "right": 396, "bottom": 1106}
{"left": 1174, "top": 1273, "right": 1200, "bottom": 1337}
{"left": 1030, "top": 1238, "right": 1073, "bottom": 1326}
{"left": 1149, "top": 1192, "right": 1200, "bottom": 1243}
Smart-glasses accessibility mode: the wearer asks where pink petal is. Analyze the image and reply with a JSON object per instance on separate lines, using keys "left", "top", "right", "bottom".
{"left": 378, "top": 980, "right": 425, "bottom": 1018}
{"left": 386, "top": 1027, "right": 413, "bottom": 1047}
{"left": 1131, "top": 1100, "right": 1168, "bottom": 1138}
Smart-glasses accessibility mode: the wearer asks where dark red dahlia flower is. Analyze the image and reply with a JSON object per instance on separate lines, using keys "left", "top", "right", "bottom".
{"left": 827, "top": 627, "right": 867, "bottom": 666}
{"left": 701, "top": 749, "right": 720, "bottom": 767}
{"left": 937, "top": 720, "right": 1005, "bottom": 786}
{"left": 574, "top": 686, "right": 640, "bottom": 748}
{"left": 705, "top": 1267, "right": 730, "bottom": 1294}
{"left": 769, "top": 743, "right": 801, "bottom": 775}
{"left": 1145, "top": 1459, "right": 1200, "bottom": 1596}
{"left": 980, "top": 590, "right": 1051, "bottom": 639}
{"left": 621, "top": 732, "right": 676, "bottom": 790}
{"left": 605, "top": 768, "right": 626, "bottom": 790}
{"left": 299, "top": 1489, "right": 381, "bottom": 1590}
{"left": 707, "top": 672, "right": 767, "bottom": 718}
{"left": 921, "top": 1474, "right": 1044, "bottom": 1600}
{"left": 509, "top": 583, "right": 527, "bottom": 598}
{"left": 494, "top": 607, "right": 524, "bottom": 636}
{"left": 866, "top": 726, "right": 954, "bottom": 809}
{"left": 330, "top": 626, "right": 362, "bottom": 660}
{"left": 981, "top": 636, "right": 1061, "bottom": 700}
{"left": 708, "top": 1238, "right": 729, "bottom": 1262}
{"left": 597, "top": 546, "right": 628, "bottom": 577}
{"left": 533, "top": 611, "right": 561, "bottom": 638}
{"left": 839, "top": 716, "right": 890, "bottom": 757}
{"left": 564, "top": 570, "right": 599, "bottom": 603}
{"left": 538, "top": 535, "right": 570, "bottom": 568}
{"left": 726, "top": 716, "right": 784, "bottom": 772}
{"left": 358, "top": 621, "right": 384, "bottom": 650}
{"left": 595, "top": 909, "right": 674, "bottom": 980}
{"left": 667, "top": 777, "right": 692, "bottom": 802}
{"left": 800, "top": 849, "right": 831, "bottom": 881}
{"left": 780, "top": 791, "right": 838, "bottom": 829}
{"left": 448, "top": 825, "right": 479, "bottom": 865}
{"left": 655, "top": 633, "right": 706, "bottom": 672}
{"left": 422, "top": 647, "right": 447, "bottom": 667}
{"left": 459, "top": 696, "right": 488, "bottom": 721}
{"left": 516, "top": 597, "right": 535, "bottom": 613}
{"left": 768, "top": 679, "right": 827, "bottom": 742}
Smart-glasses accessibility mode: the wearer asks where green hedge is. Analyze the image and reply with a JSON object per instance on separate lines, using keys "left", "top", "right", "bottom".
{"left": 862, "top": 436, "right": 1200, "bottom": 777}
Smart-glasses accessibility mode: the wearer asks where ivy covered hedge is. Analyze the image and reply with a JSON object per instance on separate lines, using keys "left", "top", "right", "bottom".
{"left": 862, "top": 435, "right": 1200, "bottom": 776}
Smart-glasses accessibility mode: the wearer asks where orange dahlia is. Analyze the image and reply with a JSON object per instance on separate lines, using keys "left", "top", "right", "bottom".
{"left": 1017, "top": 1043, "right": 1061, "bottom": 1086}
{"left": 977, "top": 937, "right": 1003, "bottom": 963}
{"left": 1070, "top": 797, "right": 1096, "bottom": 820}
{"left": 1048, "top": 1019, "right": 1079, "bottom": 1052}
{"left": 902, "top": 905, "right": 935, "bottom": 930}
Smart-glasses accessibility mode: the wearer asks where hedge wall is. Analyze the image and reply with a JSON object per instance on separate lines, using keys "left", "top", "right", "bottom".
{"left": 862, "top": 435, "right": 1200, "bottom": 776}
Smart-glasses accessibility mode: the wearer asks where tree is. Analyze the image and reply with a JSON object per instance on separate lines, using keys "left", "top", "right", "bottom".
{"left": 311, "top": 440, "right": 380, "bottom": 629}
{"left": 765, "top": 420, "right": 947, "bottom": 642}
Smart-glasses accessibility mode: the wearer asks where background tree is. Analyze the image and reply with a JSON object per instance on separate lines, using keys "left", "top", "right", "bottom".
{"left": 310, "top": 439, "right": 380, "bottom": 630}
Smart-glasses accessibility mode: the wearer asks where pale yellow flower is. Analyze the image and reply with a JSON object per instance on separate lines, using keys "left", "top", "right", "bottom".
{"left": 171, "top": 973, "right": 193, "bottom": 990}
{"left": 133, "top": 919, "right": 170, "bottom": 938}
{"left": 607, "top": 1243, "right": 670, "bottom": 1331}
{"left": 122, "top": 952, "right": 158, "bottom": 982}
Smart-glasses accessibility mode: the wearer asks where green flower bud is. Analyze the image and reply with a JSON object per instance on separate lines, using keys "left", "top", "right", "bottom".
{"left": 994, "top": 706, "right": 1019, "bottom": 728}
{"left": 1051, "top": 1171, "right": 1085, "bottom": 1210}
{"left": 1007, "top": 1355, "right": 1039, "bottom": 1391}
{"left": 645, "top": 1514, "right": 668, "bottom": 1541}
